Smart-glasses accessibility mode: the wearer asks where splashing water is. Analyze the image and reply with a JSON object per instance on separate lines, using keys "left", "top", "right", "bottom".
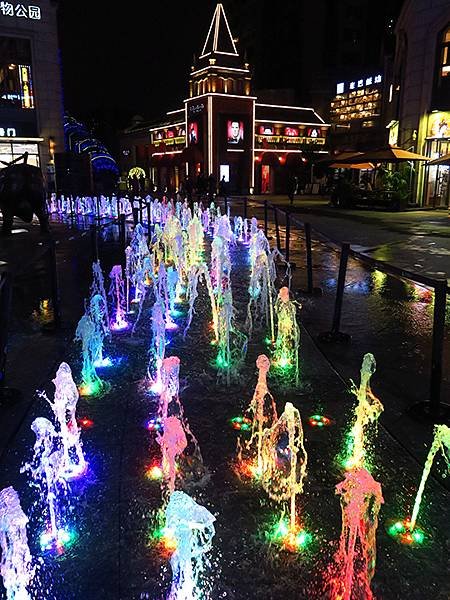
{"left": 273, "top": 287, "right": 300, "bottom": 386}
{"left": 158, "top": 416, "right": 187, "bottom": 498}
{"left": 89, "top": 293, "right": 110, "bottom": 368}
{"left": 246, "top": 239, "right": 277, "bottom": 343}
{"left": 109, "top": 265, "right": 129, "bottom": 331}
{"left": 0, "top": 487, "right": 34, "bottom": 600}
{"left": 157, "top": 263, "right": 177, "bottom": 331}
{"left": 184, "top": 263, "right": 218, "bottom": 342}
{"left": 167, "top": 265, "right": 180, "bottom": 315}
{"left": 129, "top": 223, "right": 150, "bottom": 303}
{"left": 21, "top": 418, "right": 68, "bottom": 548}
{"left": 90, "top": 260, "right": 109, "bottom": 331}
{"left": 41, "top": 363, "right": 86, "bottom": 479}
{"left": 237, "top": 355, "right": 277, "bottom": 476}
{"left": 261, "top": 402, "right": 307, "bottom": 536}
{"left": 216, "top": 288, "right": 248, "bottom": 385}
{"left": 74, "top": 314, "right": 102, "bottom": 396}
{"left": 330, "top": 468, "right": 383, "bottom": 600}
{"left": 158, "top": 356, "right": 181, "bottom": 422}
{"left": 409, "top": 424, "right": 450, "bottom": 531}
{"left": 187, "top": 215, "right": 204, "bottom": 267}
{"left": 148, "top": 299, "right": 166, "bottom": 393}
{"left": 165, "top": 491, "right": 216, "bottom": 600}
{"left": 343, "top": 353, "right": 383, "bottom": 471}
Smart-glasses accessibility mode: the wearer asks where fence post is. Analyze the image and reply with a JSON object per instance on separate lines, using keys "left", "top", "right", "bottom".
{"left": 119, "top": 213, "right": 126, "bottom": 256}
{"left": 285, "top": 211, "right": 290, "bottom": 262}
{"left": 318, "top": 242, "right": 351, "bottom": 342}
{"left": 224, "top": 196, "right": 228, "bottom": 215}
{"left": 0, "top": 270, "right": 12, "bottom": 390}
{"left": 273, "top": 207, "right": 281, "bottom": 250}
{"left": 90, "top": 224, "right": 99, "bottom": 262}
{"left": 429, "top": 280, "right": 447, "bottom": 416}
{"left": 48, "top": 238, "right": 61, "bottom": 329}
{"left": 298, "top": 222, "right": 322, "bottom": 296}
{"left": 243, "top": 196, "right": 248, "bottom": 220}
{"left": 147, "top": 202, "right": 152, "bottom": 233}
{"left": 132, "top": 204, "right": 139, "bottom": 225}
{"left": 139, "top": 198, "right": 143, "bottom": 224}
{"left": 264, "top": 198, "right": 268, "bottom": 237}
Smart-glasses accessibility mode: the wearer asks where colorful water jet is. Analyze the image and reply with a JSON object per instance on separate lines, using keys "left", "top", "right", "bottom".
{"left": 0, "top": 486, "right": 34, "bottom": 600}
{"left": 74, "top": 313, "right": 102, "bottom": 396}
{"left": 273, "top": 287, "right": 300, "bottom": 385}
{"left": 237, "top": 355, "right": 277, "bottom": 478}
{"left": 42, "top": 362, "right": 86, "bottom": 478}
{"left": 330, "top": 468, "right": 383, "bottom": 600}
{"left": 109, "top": 265, "right": 129, "bottom": 331}
{"left": 261, "top": 402, "right": 308, "bottom": 548}
{"left": 343, "top": 353, "right": 383, "bottom": 471}
{"left": 165, "top": 491, "right": 216, "bottom": 600}
{"left": 21, "top": 418, "right": 70, "bottom": 551}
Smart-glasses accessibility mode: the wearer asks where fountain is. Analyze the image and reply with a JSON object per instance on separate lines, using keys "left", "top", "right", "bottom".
{"left": 157, "top": 262, "right": 178, "bottom": 331}
{"left": 184, "top": 263, "right": 218, "bottom": 343}
{"left": 74, "top": 313, "right": 102, "bottom": 397}
{"left": 330, "top": 468, "right": 383, "bottom": 600}
{"left": 236, "top": 355, "right": 277, "bottom": 478}
{"left": 90, "top": 260, "right": 109, "bottom": 331}
{"left": 40, "top": 362, "right": 87, "bottom": 479}
{"left": 215, "top": 287, "right": 248, "bottom": 385}
{"left": 388, "top": 424, "right": 450, "bottom": 544}
{"left": 261, "top": 402, "right": 308, "bottom": 551}
{"left": 272, "top": 287, "right": 300, "bottom": 385}
{"left": 129, "top": 223, "right": 150, "bottom": 303}
{"left": 0, "top": 487, "right": 34, "bottom": 600}
{"left": 158, "top": 356, "right": 181, "bottom": 422}
{"left": 89, "top": 293, "right": 111, "bottom": 368}
{"left": 165, "top": 491, "right": 216, "bottom": 600}
{"left": 158, "top": 416, "right": 188, "bottom": 497}
{"left": 148, "top": 299, "right": 167, "bottom": 394}
{"left": 187, "top": 215, "right": 204, "bottom": 267}
{"left": 21, "top": 418, "right": 72, "bottom": 551}
{"left": 108, "top": 265, "right": 129, "bottom": 331}
{"left": 342, "top": 353, "right": 383, "bottom": 471}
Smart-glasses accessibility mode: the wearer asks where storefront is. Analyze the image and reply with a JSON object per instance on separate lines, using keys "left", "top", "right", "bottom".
{"left": 423, "top": 111, "right": 450, "bottom": 207}
{"left": 0, "top": 2, "right": 64, "bottom": 188}
{"left": 120, "top": 4, "right": 329, "bottom": 195}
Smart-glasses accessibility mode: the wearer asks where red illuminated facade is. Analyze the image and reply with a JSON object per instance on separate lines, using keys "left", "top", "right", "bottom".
{"left": 120, "top": 4, "right": 329, "bottom": 194}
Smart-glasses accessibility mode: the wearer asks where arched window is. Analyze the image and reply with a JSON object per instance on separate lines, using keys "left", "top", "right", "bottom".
{"left": 432, "top": 24, "right": 450, "bottom": 109}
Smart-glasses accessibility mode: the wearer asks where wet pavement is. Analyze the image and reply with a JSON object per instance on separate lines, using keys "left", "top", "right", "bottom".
{"left": 0, "top": 213, "right": 449, "bottom": 599}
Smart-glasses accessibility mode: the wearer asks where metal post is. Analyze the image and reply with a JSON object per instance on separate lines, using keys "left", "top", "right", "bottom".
{"left": 305, "top": 223, "right": 313, "bottom": 293}
{"left": 224, "top": 196, "right": 228, "bottom": 215}
{"left": 48, "top": 239, "right": 61, "bottom": 328}
{"left": 139, "top": 198, "right": 143, "bottom": 224}
{"left": 132, "top": 205, "right": 139, "bottom": 225}
{"left": 96, "top": 196, "right": 101, "bottom": 221}
{"left": 119, "top": 213, "right": 126, "bottom": 250}
{"left": 147, "top": 202, "right": 152, "bottom": 233}
{"left": 285, "top": 211, "right": 290, "bottom": 262}
{"left": 429, "top": 280, "right": 447, "bottom": 415}
{"left": 273, "top": 207, "right": 281, "bottom": 250}
{"left": 90, "top": 224, "right": 99, "bottom": 262}
{"left": 264, "top": 198, "right": 268, "bottom": 237}
{"left": 243, "top": 196, "right": 248, "bottom": 220}
{"left": 0, "top": 271, "right": 12, "bottom": 389}
{"left": 318, "top": 242, "right": 350, "bottom": 342}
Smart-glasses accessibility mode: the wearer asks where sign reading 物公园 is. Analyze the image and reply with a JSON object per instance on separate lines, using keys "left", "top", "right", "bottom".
{"left": 0, "top": 2, "right": 41, "bottom": 19}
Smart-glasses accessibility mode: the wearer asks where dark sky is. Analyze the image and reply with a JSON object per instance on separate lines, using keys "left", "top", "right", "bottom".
{"left": 57, "top": 1, "right": 235, "bottom": 128}
{"left": 57, "top": 0, "right": 404, "bottom": 137}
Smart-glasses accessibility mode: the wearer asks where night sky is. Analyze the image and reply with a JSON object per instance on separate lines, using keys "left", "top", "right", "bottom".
{"left": 57, "top": 0, "right": 404, "bottom": 142}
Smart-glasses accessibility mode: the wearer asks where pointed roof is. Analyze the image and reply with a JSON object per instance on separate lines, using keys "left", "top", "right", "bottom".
{"left": 200, "top": 3, "right": 239, "bottom": 59}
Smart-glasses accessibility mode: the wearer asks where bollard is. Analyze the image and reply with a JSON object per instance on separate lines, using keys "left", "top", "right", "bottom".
{"left": 273, "top": 207, "right": 281, "bottom": 250}
{"left": 299, "top": 223, "right": 322, "bottom": 295}
{"left": 48, "top": 239, "right": 61, "bottom": 328}
{"left": 90, "top": 224, "right": 99, "bottom": 262}
{"left": 243, "top": 196, "right": 248, "bottom": 220}
{"left": 96, "top": 196, "right": 101, "bottom": 221}
{"left": 318, "top": 243, "right": 351, "bottom": 342}
{"left": 264, "top": 198, "right": 268, "bottom": 237}
{"left": 132, "top": 206, "right": 139, "bottom": 225}
{"left": 429, "top": 280, "right": 447, "bottom": 416}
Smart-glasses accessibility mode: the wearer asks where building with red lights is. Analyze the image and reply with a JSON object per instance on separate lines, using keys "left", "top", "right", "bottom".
{"left": 120, "top": 4, "right": 329, "bottom": 195}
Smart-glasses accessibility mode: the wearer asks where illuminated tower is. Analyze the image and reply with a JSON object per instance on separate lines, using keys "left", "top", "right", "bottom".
{"left": 185, "top": 3, "right": 255, "bottom": 193}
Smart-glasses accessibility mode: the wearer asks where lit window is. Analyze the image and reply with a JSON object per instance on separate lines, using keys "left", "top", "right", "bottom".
{"left": 440, "top": 26, "right": 450, "bottom": 77}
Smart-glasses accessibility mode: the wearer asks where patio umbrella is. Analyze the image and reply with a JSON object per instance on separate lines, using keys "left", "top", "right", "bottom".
{"left": 330, "top": 161, "right": 375, "bottom": 170}
{"left": 427, "top": 152, "right": 450, "bottom": 166}
{"left": 316, "top": 151, "right": 364, "bottom": 164}
{"left": 339, "top": 146, "right": 429, "bottom": 164}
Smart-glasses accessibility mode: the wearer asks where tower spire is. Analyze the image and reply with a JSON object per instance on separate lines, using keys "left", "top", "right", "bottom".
{"left": 200, "top": 3, "right": 239, "bottom": 58}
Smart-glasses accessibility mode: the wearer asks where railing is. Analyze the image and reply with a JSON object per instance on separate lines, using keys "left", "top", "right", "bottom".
{"left": 221, "top": 195, "right": 449, "bottom": 420}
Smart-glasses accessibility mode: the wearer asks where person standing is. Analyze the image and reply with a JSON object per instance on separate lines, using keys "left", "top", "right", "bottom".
{"left": 287, "top": 175, "right": 298, "bottom": 205}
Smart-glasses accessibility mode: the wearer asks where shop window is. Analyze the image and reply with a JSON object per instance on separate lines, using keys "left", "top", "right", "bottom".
{"left": 433, "top": 25, "right": 450, "bottom": 109}
{"left": 0, "top": 37, "right": 34, "bottom": 109}
{"left": 440, "top": 27, "right": 450, "bottom": 78}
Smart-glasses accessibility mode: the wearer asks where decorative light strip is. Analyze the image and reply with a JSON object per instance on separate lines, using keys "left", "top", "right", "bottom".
{"left": 149, "top": 122, "right": 184, "bottom": 132}
{"left": 0, "top": 136, "right": 44, "bottom": 142}
{"left": 190, "top": 65, "right": 249, "bottom": 77}
{"left": 251, "top": 99, "right": 255, "bottom": 188}
{"left": 166, "top": 109, "right": 184, "bottom": 115}
{"left": 208, "top": 95, "right": 213, "bottom": 174}
{"left": 184, "top": 93, "right": 257, "bottom": 102}
{"left": 227, "top": 148, "right": 244, "bottom": 152}
{"left": 255, "top": 119, "right": 331, "bottom": 127}
{"left": 256, "top": 103, "right": 316, "bottom": 111}
{"left": 152, "top": 150, "right": 183, "bottom": 156}
{"left": 200, "top": 3, "right": 238, "bottom": 58}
